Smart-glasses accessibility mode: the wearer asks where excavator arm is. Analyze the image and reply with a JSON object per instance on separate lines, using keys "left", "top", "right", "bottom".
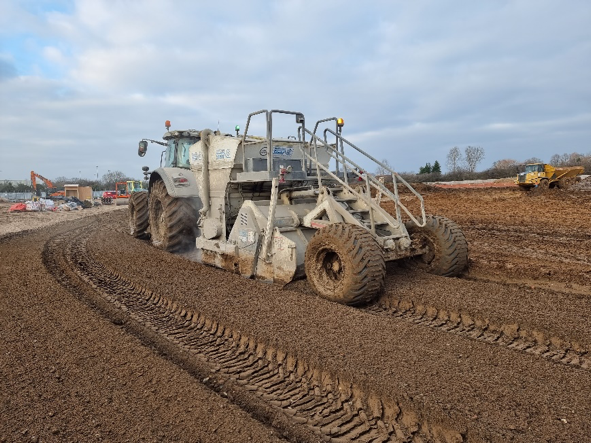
{"left": 31, "top": 171, "right": 56, "bottom": 194}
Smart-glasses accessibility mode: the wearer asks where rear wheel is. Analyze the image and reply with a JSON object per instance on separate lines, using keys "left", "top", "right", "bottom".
{"left": 149, "top": 181, "right": 197, "bottom": 253}
{"left": 558, "top": 178, "right": 571, "bottom": 189}
{"left": 128, "top": 191, "right": 149, "bottom": 238}
{"left": 406, "top": 215, "right": 468, "bottom": 277}
{"left": 305, "top": 223, "right": 385, "bottom": 305}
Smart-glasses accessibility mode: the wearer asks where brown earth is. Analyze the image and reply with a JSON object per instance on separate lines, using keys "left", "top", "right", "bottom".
{"left": 1, "top": 186, "right": 590, "bottom": 442}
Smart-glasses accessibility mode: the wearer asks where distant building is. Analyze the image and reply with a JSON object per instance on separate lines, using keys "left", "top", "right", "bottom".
{"left": 0, "top": 179, "right": 30, "bottom": 186}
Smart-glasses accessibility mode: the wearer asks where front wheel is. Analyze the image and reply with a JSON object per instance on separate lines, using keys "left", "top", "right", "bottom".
{"left": 128, "top": 191, "right": 149, "bottom": 238}
{"left": 406, "top": 216, "right": 468, "bottom": 277}
{"left": 305, "top": 223, "right": 386, "bottom": 306}
{"left": 149, "top": 181, "right": 197, "bottom": 253}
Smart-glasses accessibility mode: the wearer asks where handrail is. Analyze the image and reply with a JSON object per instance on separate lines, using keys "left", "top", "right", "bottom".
{"left": 241, "top": 109, "right": 306, "bottom": 174}
{"left": 303, "top": 129, "right": 426, "bottom": 228}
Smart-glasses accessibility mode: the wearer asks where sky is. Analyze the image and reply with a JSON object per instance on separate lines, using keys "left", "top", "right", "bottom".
{"left": 1, "top": 0, "right": 590, "bottom": 181}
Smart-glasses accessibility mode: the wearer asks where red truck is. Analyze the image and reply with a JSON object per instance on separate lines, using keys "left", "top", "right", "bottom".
{"left": 101, "top": 191, "right": 117, "bottom": 205}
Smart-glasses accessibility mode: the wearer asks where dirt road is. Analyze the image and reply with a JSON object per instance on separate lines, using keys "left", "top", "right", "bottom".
{"left": 1, "top": 186, "right": 590, "bottom": 442}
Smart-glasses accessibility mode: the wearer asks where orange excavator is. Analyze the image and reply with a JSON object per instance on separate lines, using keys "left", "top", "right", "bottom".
{"left": 30, "top": 171, "right": 65, "bottom": 198}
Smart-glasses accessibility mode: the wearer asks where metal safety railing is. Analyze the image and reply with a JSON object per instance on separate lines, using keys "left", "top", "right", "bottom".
{"left": 301, "top": 127, "right": 426, "bottom": 228}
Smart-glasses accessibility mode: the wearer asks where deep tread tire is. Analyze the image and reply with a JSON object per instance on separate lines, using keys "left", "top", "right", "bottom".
{"left": 558, "top": 178, "right": 570, "bottom": 190}
{"left": 406, "top": 215, "right": 468, "bottom": 277}
{"left": 149, "top": 181, "right": 197, "bottom": 253}
{"left": 305, "top": 223, "right": 386, "bottom": 306}
{"left": 128, "top": 191, "right": 149, "bottom": 238}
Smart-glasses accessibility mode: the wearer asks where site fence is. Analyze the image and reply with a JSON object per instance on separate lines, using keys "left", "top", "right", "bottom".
{"left": 1, "top": 191, "right": 106, "bottom": 201}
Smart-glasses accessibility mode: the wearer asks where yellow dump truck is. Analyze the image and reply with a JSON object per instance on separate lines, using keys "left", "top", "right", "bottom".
{"left": 516, "top": 163, "right": 584, "bottom": 190}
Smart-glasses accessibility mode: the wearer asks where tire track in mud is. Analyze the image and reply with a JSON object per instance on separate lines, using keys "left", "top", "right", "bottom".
{"left": 42, "top": 223, "right": 466, "bottom": 443}
{"left": 366, "top": 296, "right": 590, "bottom": 371}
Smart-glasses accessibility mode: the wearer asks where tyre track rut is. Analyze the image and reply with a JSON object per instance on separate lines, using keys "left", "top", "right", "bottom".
{"left": 43, "top": 224, "right": 455, "bottom": 442}
{"left": 42, "top": 212, "right": 591, "bottom": 442}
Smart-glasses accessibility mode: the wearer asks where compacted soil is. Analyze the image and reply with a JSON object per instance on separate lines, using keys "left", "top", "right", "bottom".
{"left": 1, "top": 186, "right": 590, "bottom": 442}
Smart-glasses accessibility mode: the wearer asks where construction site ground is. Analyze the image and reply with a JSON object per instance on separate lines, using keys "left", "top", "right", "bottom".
{"left": 1, "top": 185, "right": 590, "bottom": 442}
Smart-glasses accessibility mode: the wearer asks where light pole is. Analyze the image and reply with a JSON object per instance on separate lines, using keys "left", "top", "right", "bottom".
{"left": 96, "top": 166, "right": 98, "bottom": 180}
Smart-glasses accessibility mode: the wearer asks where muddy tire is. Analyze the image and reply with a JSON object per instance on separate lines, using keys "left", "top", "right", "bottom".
{"left": 406, "top": 215, "right": 468, "bottom": 277}
{"left": 128, "top": 191, "right": 149, "bottom": 238}
{"left": 558, "top": 178, "right": 571, "bottom": 190}
{"left": 149, "top": 181, "right": 197, "bottom": 253}
{"left": 538, "top": 179, "right": 549, "bottom": 190}
{"left": 305, "top": 223, "right": 386, "bottom": 306}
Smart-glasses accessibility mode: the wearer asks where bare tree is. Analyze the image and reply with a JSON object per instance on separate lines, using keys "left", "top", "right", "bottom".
{"left": 523, "top": 157, "right": 543, "bottom": 164}
{"left": 492, "top": 159, "right": 517, "bottom": 169}
{"left": 549, "top": 154, "right": 561, "bottom": 166}
{"left": 446, "top": 147, "right": 463, "bottom": 173}
{"left": 101, "top": 170, "right": 130, "bottom": 189}
{"left": 464, "top": 146, "right": 485, "bottom": 173}
{"left": 375, "top": 158, "right": 393, "bottom": 176}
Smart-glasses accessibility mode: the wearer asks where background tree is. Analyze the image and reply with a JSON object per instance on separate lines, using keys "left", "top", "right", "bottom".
{"left": 375, "top": 158, "right": 392, "bottom": 176}
{"left": 446, "top": 147, "right": 463, "bottom": 173}
{"left": 523, "top": 157, "right": 543, "bottom": 164}
{"left": 418, "top": 163, "right": 432, "bottom": 174}
{"left": 15, "top": 183, "right": 31, "bottom": 192}
{"left": 492, "top": 159, "right": 517, "bottom": 170}
{"left": 464, "top": 146, "right": 485, "bottom": 173}
{"left": 432, "top": 160, "right": 442, "bottom": 174}
{"left": 101, "top": 170, "right": 129, "bottom": 189}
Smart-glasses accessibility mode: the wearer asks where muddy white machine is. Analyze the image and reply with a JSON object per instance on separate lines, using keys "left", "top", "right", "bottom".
{"left": 130, "top": 110, "right": 468, "bottom": 305}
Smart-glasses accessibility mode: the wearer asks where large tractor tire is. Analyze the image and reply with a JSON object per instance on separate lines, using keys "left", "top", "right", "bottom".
{"left": 305, "top": 223, "right": 386, "bottom": 306}
{"left": 128, "top": 191, "right": 149, "bottom": 238}
{"left": 148, "top": 181, "right": 197, "bottom": 253}
{"left": 405, "top": 215, "right": 468, "bottom": 277}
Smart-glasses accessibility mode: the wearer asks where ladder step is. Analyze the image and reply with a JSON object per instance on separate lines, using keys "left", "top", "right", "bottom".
{"left": 348, "top": 209, "right": 369, "bottom": 214}
{"left": 335, "top": 197, "right": 358, "bottom": 202}
{"left": 363, "top": 221, "right": 389, "bottom": 227}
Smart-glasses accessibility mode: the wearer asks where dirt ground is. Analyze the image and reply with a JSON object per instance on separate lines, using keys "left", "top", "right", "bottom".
{"left": 0, "top": 201, "right": 122, "bottom": 238}
{"left": 1, "top": 186, "right": 590, "bottom": 442}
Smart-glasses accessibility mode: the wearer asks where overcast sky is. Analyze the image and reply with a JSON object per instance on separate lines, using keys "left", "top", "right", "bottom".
{"left": 1, "top": 0, "right": 590, "bottom": 181}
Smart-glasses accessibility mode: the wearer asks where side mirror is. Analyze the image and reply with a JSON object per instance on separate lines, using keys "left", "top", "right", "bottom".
{"left": 138, "top": 140, "right": 148, "bottom": 157}
{"left": 295, "top": 113, "right": 305, "bottom": 124}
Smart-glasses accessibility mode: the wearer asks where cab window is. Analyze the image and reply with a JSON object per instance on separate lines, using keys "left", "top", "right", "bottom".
{"left": 178, "top": 138, "right": 198, "bottom": 169}
{"left": 164, "top": 140, "right": 176, "bottom": 167}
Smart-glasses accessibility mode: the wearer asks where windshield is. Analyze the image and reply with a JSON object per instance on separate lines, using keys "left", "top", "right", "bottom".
{"left": 525, "top": 164, "right": 543, "bottom": 173}
{"left": 163, "top": 137, "right": 198, "bottom": 168}
{"left": 178, "top": 138, "right": 197, "bottom": 168}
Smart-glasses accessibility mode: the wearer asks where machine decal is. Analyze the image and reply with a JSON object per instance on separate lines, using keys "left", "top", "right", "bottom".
{"left": 238, "top": 229, "right": 256, "bottom": 245}
{"left": 191, "top": 151, "right": 202, "bottom": 163}
{"left": 258, "top": 146, "right": 294, "bottom": 157}
{"left": 273, "top": 235, "right": 285, "bottom": 251}
{"left": 215, "top": 148, "right": 232, "bottom": 160}
{"left": 273, "top": 146, "right": 294, "bottom": 157}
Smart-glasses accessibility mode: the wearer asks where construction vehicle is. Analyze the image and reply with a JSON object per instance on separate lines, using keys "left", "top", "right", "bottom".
{"left": 129, "top": 110, "right": 469, "bottom": 305}
{"left": 30, "top": 171, "right": 63, "bottom": 200}
{"left": 114, "top": 180, "right": 143, "bottom": 205}
{"left": 516, "top": 163, "right": 584, "bottom": 190}
{"left": 101, "top": 190, "right": 117, "bottom": 205}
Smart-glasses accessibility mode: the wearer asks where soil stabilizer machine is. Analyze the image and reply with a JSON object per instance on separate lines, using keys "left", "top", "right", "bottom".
{"left": 130, "top": 110, "right": 468, "bottom": 305}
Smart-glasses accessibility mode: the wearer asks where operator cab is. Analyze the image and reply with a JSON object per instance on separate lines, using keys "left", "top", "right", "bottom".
{"left": 137, "top": 120, "right": 201, "bottom": 170}
{"left": 525, "top": 164, "right": 544, "bottom": 173}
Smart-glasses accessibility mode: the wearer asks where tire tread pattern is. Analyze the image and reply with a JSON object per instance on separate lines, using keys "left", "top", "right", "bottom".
{"left": 407, "top": 215, "right": 469, "bottom": 277}
{"left": 149, "top": 181, "right": 197, "bottom": 253}
{"left": 305, "top": 223, "right": 386, "bottom": 305}
{"left": 128, "top": 191, "right": 149, "bottom": 238}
